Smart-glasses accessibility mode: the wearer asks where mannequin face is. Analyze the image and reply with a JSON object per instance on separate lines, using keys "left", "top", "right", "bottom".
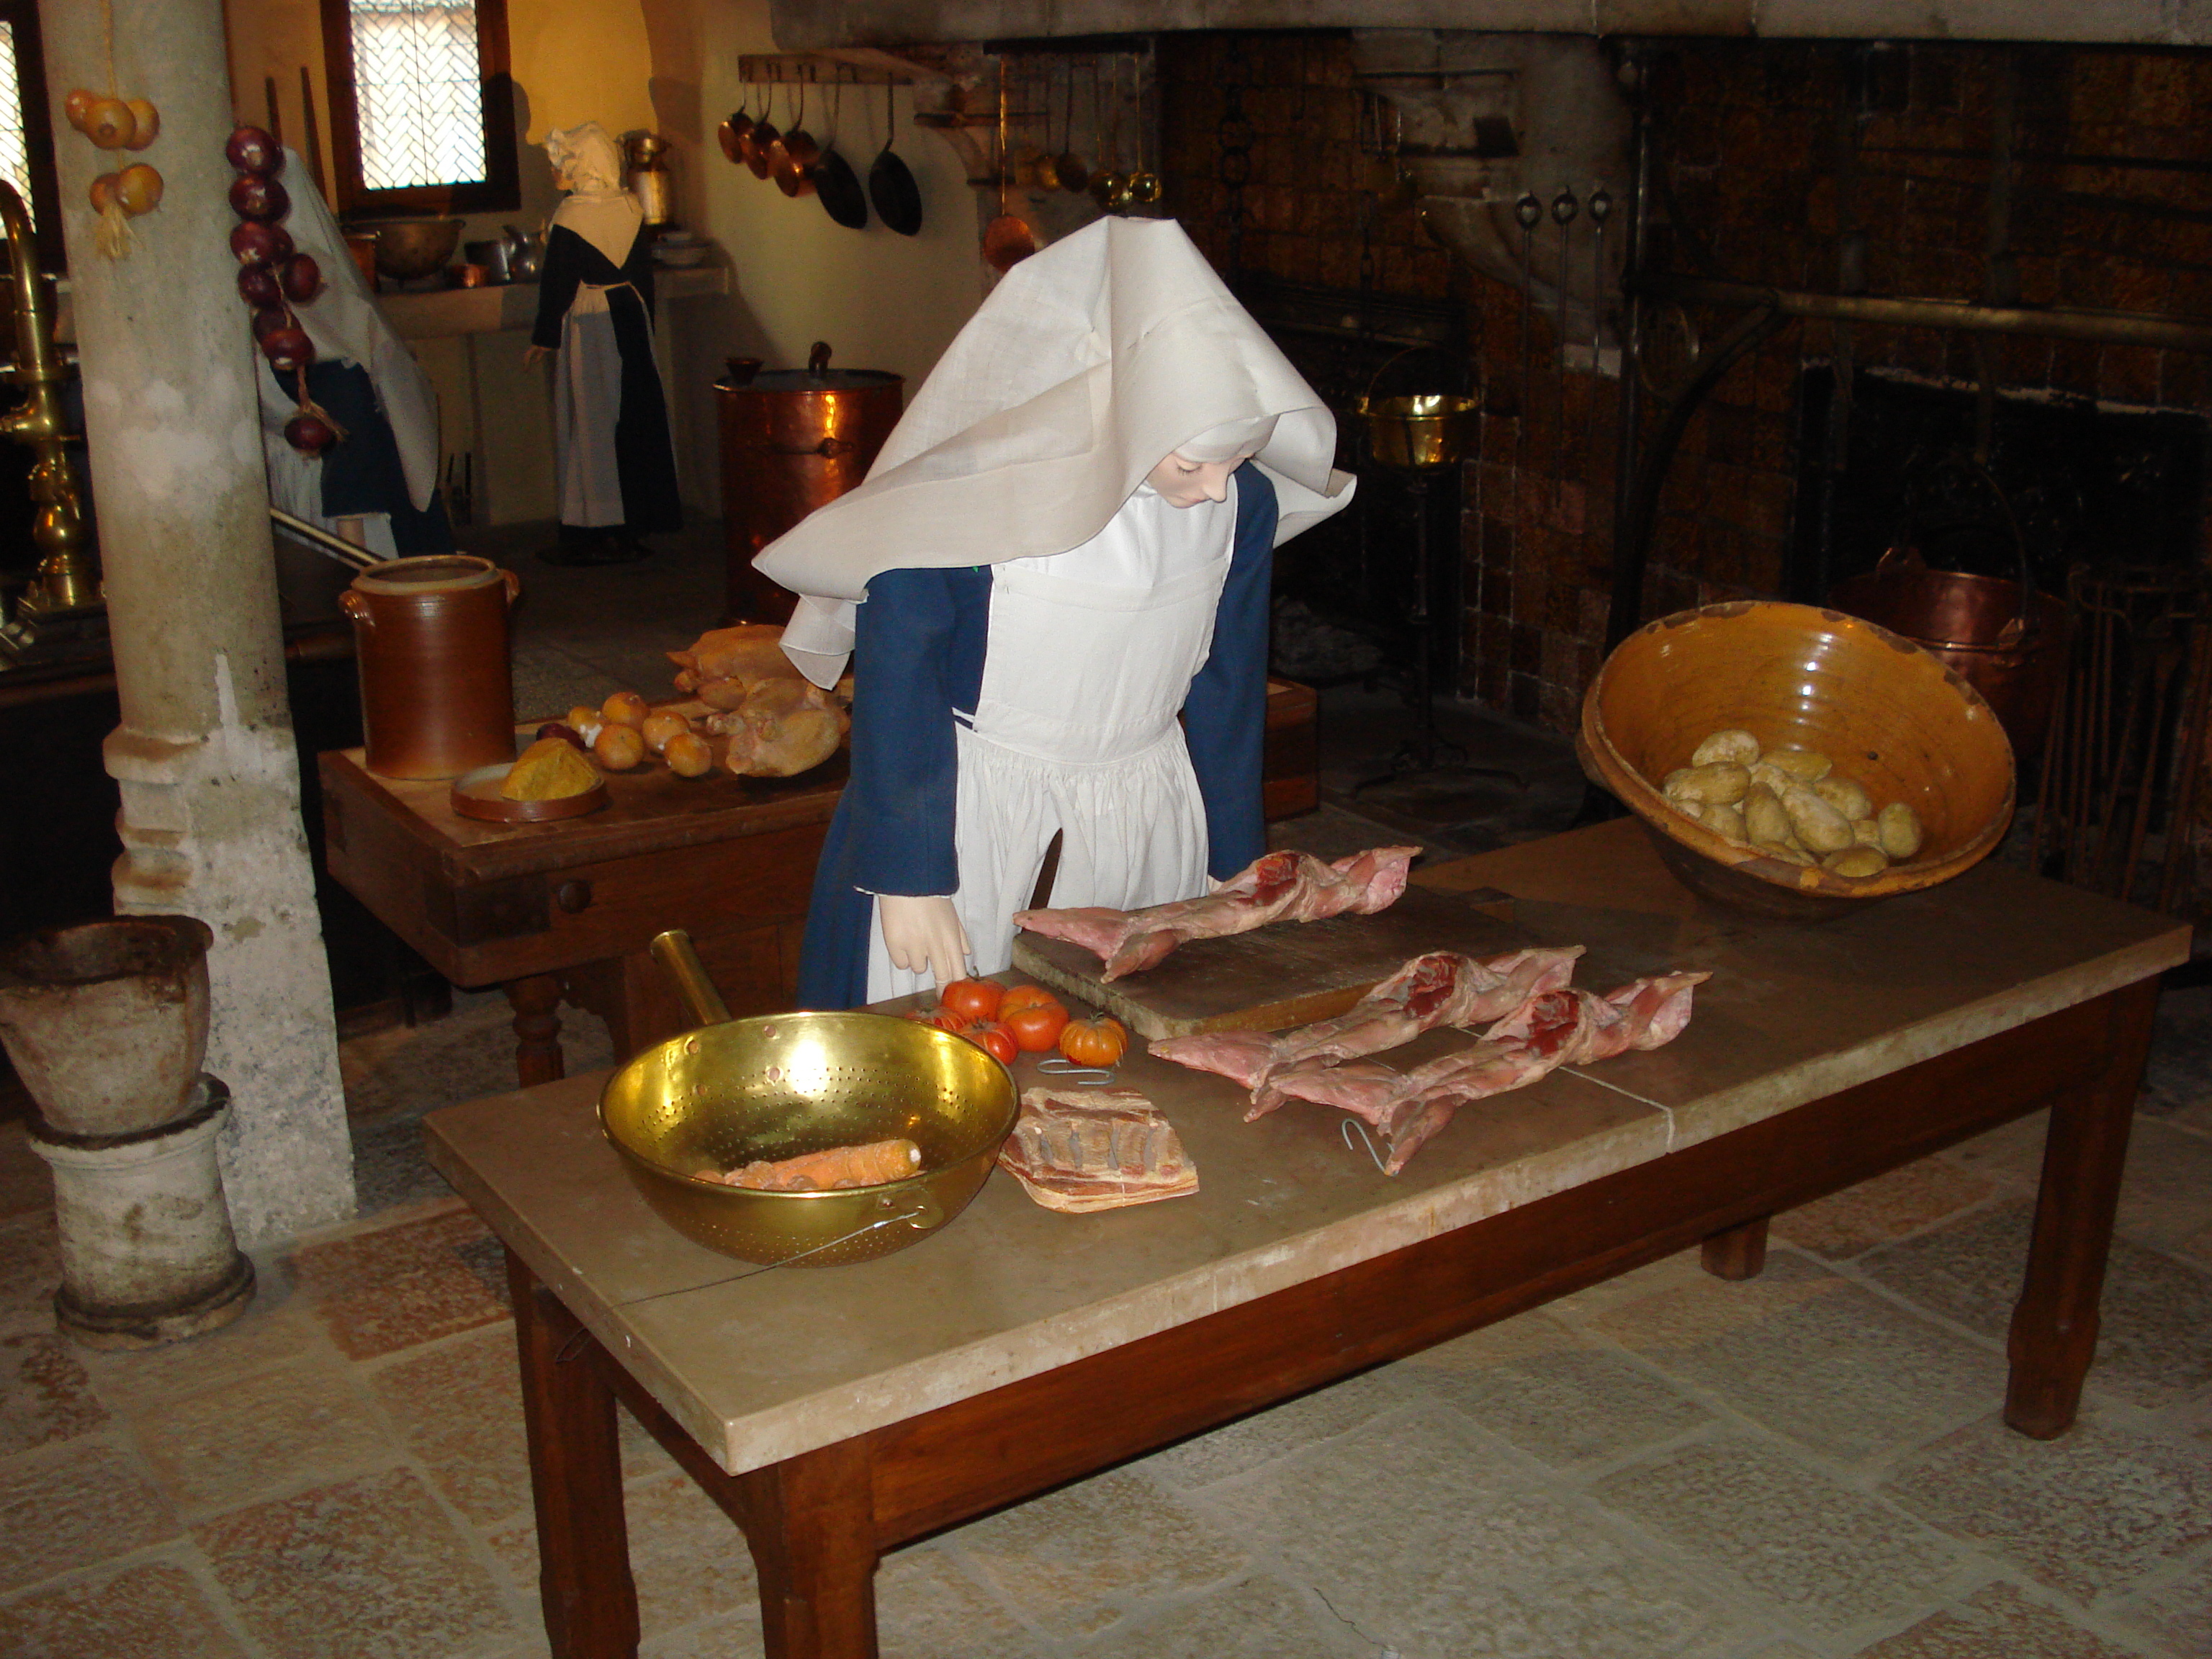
{"left": 1147, "top": 450, "right": 1256, "bottom": 508}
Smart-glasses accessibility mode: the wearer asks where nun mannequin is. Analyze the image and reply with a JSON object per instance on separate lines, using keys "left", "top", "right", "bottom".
{"left": 523, "top": 122, "right": 683, "bottom": 565}
{"left": 256, "top": 147, "right": 451, "bottom": 556}
{"left": 755, "top": 218, "right": 1355, "bottom": 1009}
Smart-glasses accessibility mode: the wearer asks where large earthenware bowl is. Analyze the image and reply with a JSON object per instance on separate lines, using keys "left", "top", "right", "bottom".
{"left": 1579, "top": 601, "right": 2017, "bottom": 918}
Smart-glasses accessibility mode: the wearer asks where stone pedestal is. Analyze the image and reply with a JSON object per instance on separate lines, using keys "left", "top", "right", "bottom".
{"left": 37, "top": 0, "right": 354, "bottom": 1242}
{"left": 27, "top": 1078, "right": 256, "bottom": 1349}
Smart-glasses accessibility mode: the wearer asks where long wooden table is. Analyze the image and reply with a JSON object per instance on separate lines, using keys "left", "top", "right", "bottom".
{"left": 425, "top": 818, "right": 2188, "bottom": 1658}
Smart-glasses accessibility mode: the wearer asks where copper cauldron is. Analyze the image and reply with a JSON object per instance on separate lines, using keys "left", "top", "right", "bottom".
{"left": 341, "top": 555, "right": 521, "bottom": 779}
{"left": 715, "top": 341, "right": 902, "bottom": 624}
{"left": 1827, "top": 544, "right": 2070, "bottom": 763}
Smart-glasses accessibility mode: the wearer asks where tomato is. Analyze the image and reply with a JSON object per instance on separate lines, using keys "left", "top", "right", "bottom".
{"left": 961, "top": 1020, "right": 1017, "bottom": 1065}
{"left": 999, "top": 984, "right": 1061, "bottom": 1018}
{"left": 1003, "top": 997, "right": 1069, "bottom": 1053}
{"left": 941, "top": 978, "right": 1004, "bottom": 1023}
{"left": 1058, "top": 1014, "right": 1128, "bottom": 1068}
{"left": 903, "top": 1004, "right": 966, "bottom": 1033}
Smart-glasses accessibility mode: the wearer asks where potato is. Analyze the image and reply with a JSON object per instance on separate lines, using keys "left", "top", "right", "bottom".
{"left": 1692, "top": 728, "right": 1761, "bottom": 766}
{"left": 1783, "top": 786, "right": 1855, "bottom": 853}
{"left": 1852, "top": 817, "right": 1882, "bottom": 848}
{"left": 1743, "top": 783, "right": 1793, "bottom": 848}
{"left": 1666, "top": 762, "right": 1750, "bottom": 806}
{"left": 1702, "top": 801, "right": 1748, "bottom": 843}
{"left": 1759, "top": 747, "right": 1833, "bottom": 783}
{"left": 1878, "top": 800, "right": 1925, "bottom": 860}
{"left": 1824, "top": 846, "right": 1889, "bottom": 878}
{"left": 1661, "top": 768, "right": 1693, "bottom": 799}
{"left": 1753, "top": 840, "right": 1813, "bottom": 866}
{"left": 1815, "top": 775, "right": 1873, "bottom": 820}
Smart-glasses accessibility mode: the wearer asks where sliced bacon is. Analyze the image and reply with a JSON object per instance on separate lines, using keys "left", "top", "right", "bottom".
{"left": 1012, "top": 845, "right": 1421, "bottom": 981}
{"left": 996, "top": 1087, "right": 1199, "bottom": 1213}
{"left": 1254, "top": 971, "right": 1710, "bottom": 1174}
{"left": 1151, "top": 945, "right": 1585, "bottom": 1095}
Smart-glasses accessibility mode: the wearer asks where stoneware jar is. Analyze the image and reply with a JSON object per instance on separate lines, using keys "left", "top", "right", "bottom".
{"left": 343, "top": 554, "right": 521, "bottom": 779}
{"left": 0, "top": 914, "right": 213, "bottom": 1137}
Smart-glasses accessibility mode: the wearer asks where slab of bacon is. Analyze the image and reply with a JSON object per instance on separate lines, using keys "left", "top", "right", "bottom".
{"left": 1149, "top": 945, "right": 1586, "bottom": 1095}
{"left": 1251, "top": 971, "right": 1709, "bottom": 1174}
{"left": 1012, "top": 845, "right": 1423, "bottom": 981}
{"left": 997, "top": 1087, "right": 1199, "bottom": 1213}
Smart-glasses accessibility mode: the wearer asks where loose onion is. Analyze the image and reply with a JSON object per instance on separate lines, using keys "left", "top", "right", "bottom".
{"left": 114, "top": 163, "right": 163, "bottom": 216}
{"left": 64, "top": 89, "right": 97, "bottom": 134}
{"left": 225, "top": 126, "right": 282, "bottom": 176}
{"left": 601, "top": 690, "right": 649, "bottom": 728}
{"left": 123, "top": 99, "right": 161, "bottom": 150}
{"left": 665, "top": 731, "right": 713, "bottom": 778}
{"left": 640, "top": 710, "right": 691, "bottom": 754}
{"left": 279, "top": 253, "right": 321, "bottom": 303}
{"left": 84, "top": 98, "right": 135, "bottom": 150}
{"left": 228, "top": 174, "right": 288, "bottom": 222}
{"left": 259, "top": 325, "right": 313, "bottom": 374}
{"left": 284, "top": 410, "right": 337, "bottom": 454}
{"left": 230, "top": 220, "right": 293, "bottom": 268}
{"left": 238, "top": 266, "right": 283, "bottom": 308}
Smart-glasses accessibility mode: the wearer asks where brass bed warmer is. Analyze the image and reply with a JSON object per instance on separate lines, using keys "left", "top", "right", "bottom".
{"left": 0, "top": 179, "right": 96, "bottom": 652}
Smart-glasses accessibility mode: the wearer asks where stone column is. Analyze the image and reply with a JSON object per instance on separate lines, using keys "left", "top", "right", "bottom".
{"left": 37, "top": 0, "right": 354, "bottom": 1242}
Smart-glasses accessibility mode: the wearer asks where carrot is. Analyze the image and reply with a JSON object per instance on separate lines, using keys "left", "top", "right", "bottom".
{"left": 719, "top": 1137, "right": 922, "bottom": 1192}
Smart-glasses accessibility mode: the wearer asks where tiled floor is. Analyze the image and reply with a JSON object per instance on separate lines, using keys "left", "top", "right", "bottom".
{"left": 2, "top": 527, "right": 2208, "bottom": 1656}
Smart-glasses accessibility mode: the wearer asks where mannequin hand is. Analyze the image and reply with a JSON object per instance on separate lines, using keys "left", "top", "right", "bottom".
{"left": 523, "top": 344, "right": 549, "bottom": 369}
{"left": 878, "top": 895, "right": 971, "bottom": 988}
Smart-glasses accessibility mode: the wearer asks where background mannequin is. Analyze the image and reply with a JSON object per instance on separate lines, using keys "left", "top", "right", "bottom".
{"left": 523, "top": 122, "right": 682, "bottom": 566}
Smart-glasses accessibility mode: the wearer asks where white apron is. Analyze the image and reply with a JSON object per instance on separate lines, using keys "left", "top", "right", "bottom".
{"left": 554, "top": 280, "right": 642, "bottom": 528}
{"left": 864, "top": 483, "right": 1240, "bottom": 1000}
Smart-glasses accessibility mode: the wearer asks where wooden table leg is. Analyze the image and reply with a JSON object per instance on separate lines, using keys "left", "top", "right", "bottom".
{"left": 2005, "top": 976, "right": 2159, "bottom": 1440}
{"left": 1701, "top": 1215, "right": 1769, "bottom": 1280}
{"left": 740, "top": 1439, "right": 881, "bottom": 1659}
{"left": 508, "top": 1249, "right": 640, "bottom": 1658}
{"left": 508, "top": 973, "right": 566, "bottom": 1088}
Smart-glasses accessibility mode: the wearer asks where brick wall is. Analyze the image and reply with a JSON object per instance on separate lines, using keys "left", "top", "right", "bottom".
{"left": 1160, "top": 33, "right": 2212, "bottom": 734}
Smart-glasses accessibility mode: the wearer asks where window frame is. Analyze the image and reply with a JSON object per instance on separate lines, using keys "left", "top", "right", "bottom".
{"left": 318, "top": 0, "right": 518, "bottom": 218}
{"left": 0, "top": 0, "right": 64, "bottom": 271}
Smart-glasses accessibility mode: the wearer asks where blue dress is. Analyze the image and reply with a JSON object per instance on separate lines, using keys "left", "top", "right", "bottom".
{"left": 797, "top": 464, "right": 1278, "bottom": 1009}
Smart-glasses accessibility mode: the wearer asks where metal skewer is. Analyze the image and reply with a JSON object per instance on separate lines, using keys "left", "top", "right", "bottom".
{"left": 1514, "top": 192, "right": 1541, "bottom": 472}
{"left": 1550, "top": 186, "right": 1580, "bottom": 495}
{"left": 1586, "top": 184, "right": 1613, "bottom": 484}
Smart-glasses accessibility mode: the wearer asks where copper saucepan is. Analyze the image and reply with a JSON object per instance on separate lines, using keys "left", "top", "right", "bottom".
{"left": 981, "top": 62, "right": 1035, "bottom": 273}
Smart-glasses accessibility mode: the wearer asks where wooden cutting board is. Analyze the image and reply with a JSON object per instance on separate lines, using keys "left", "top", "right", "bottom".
{"left": 1010, "top": 884, "right": 1527, "bottom": 1040}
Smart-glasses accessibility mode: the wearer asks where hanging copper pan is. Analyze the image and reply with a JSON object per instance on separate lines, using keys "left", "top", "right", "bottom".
{"left": 718, "top": 106, "right": 751, "bottom": 164}
{"left": 981, "top": 63, "right": 1035, "bottom": 274}
{"left": 747, "top": 86, "right": 781, "bottom": 180}
{"left": 775, "top": 81, "right": 819, "bottom": 198}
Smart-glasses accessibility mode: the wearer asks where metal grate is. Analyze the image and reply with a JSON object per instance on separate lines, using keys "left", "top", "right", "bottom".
{"left": 0, "top": 23, "right": 32, "bottom": 225}
{"left": 349, "top": 0, "right": 487, "bottom": 191}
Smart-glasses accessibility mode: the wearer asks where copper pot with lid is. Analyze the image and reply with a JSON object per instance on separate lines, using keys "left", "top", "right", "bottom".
{"left": 715, "top": 341, "right": 903, "bottom": 624}
{"left": 341, "top": 555, "right": 521, "bottom": 779}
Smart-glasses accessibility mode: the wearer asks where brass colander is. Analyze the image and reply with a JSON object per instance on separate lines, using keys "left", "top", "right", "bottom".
{"left": 597, "top": 933, "right": 1018, "bottom": 1267}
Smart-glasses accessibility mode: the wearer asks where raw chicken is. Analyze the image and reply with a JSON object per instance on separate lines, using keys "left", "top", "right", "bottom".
{"left": 1014, "top": 845, "right": 1422, "bottom": 981}
{"left": 705, "top": 678, "right": 850, "bottom": 778}
{"left": 997, "top": 1087, "right": 1198, "bottom": 1213}
{"left": 1150, "top": 945, "right": 1586, "bottom": 1095}
{"left": 1254, "top": 971, "right": 1709, "bottom": 1174}
{"left": 667, "top": 624, "right": 800, "bottom": 703}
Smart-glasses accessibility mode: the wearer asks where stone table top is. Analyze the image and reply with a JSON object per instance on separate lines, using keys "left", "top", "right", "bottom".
{"left": 425, "top": 818, "right": 2189, "bottom": 1476}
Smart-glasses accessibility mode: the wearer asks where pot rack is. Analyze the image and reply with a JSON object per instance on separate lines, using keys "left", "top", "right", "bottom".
{"left": 736, "top": 55, "right": 915, "bottom": 86}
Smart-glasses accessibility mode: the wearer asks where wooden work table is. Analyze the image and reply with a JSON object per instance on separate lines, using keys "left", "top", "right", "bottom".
{"left": 319, "top": 682, "right": 1319, "bottom": 1082}
{"left": 427, "top": 817, "right": 2188, "bottom": 1658}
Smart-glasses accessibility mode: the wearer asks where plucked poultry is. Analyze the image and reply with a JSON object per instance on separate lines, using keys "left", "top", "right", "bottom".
{"left": 1013, "top": 845, "right": 1422, "bottom": 981}
{"left": 668, "top": 625, "right": 850, "bottom": 778}
{"left": 1149, "top": 945, "right": 1585, "bottom": 1096}
{"left": 1252, "top": 971, "right": 1709, "bottom": 1174}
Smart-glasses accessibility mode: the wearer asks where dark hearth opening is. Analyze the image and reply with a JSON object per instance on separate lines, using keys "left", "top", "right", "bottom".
{"left": 1787, "top": 366, "right": 2209, "bottom": 603}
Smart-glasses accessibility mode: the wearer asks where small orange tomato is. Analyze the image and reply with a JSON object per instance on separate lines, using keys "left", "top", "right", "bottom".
{"left": 961, "top": 1020, "right": 1017, "bottom": 1065}
{"left": 1004, "top": 996, "right": 1069, "bottom": 1053}
{"left": 903, "top": 1004, "right": 966, "bottom": 1033}
{"left": 1058, "top": 1014, "right": 1128, "bottom": 1068}
{"left": 940, "top": 977, "right": 1003, "bottom": 1024}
